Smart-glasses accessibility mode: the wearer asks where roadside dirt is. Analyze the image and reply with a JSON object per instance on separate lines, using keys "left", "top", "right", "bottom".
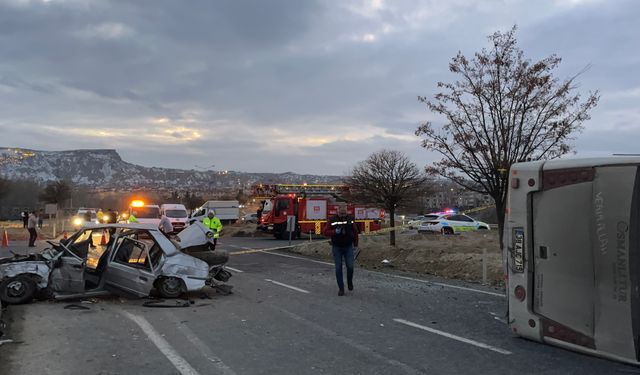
{"left": 288, "top": 230, "right": 505, "bottom": 287}
{"left": 221, "top": 222, "right": 271, "bottom": 238}
{"left": 0, "top": 221, "right": 55, "bottom": 241}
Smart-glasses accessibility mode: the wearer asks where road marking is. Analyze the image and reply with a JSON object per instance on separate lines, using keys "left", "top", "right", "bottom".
{"left": 225, "top": 266, "right": 244, "bottom": 273}
{"left": 277, "top": 307, "right": 423, "bottom": 374}
{"left": 123, "top": 311, "right": 200, "bottom": 375}
{"left": 225, "top": 242, "right": 505, "bottom": 297}
{"left": 172, "top": 316, "right": 237, "bottom": 375}
{"left": 260, "top": 250, "right": 504, "bottom": 297}
{"left": 259, "top": 250, "right": 335, "bottom": 266}
{"left": 386, "top": 274, "right": 505, "bottom": 298}
{"left": 264, "top": 279, "right": 310, "bottom": 294}
{"left": 393, "top": 318, "right": 512, "bottom": 355}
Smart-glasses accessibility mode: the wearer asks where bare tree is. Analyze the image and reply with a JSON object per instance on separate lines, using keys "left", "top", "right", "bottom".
{"left": 38, "top": 180, "right": 72, "bottom": 204}
{"left": 0, "top": 176, "right": 10, "bottom": 202}
{"left": 346, "top": 150, "right": 425, "bottom": 246}
{"left": 182, "top": 191, "right": 204, "bottom": 212}
{"left": 416, "top": 25, "right": 599, "bottom": 244}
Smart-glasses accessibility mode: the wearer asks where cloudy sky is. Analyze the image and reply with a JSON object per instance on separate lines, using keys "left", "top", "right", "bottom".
{"left": 0, "top": 0, "right": 637, "bottom": 175}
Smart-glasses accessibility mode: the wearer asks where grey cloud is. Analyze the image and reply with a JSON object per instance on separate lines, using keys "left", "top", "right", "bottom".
{"left": 0, "top": 0, "right": 637, "bottom": 175}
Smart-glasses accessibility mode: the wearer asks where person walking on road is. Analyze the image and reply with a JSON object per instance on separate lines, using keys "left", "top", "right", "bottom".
{"left": 27, "top": 211, "right": 38, "bottom": 247}
{"left": 323, "top": 205, "right": 359, "bottom": 296}
{"left": 21, "top": 211, "right": 28, "bottom": 228}
{"left": 203, "top": 211, "right": 222, "bottom": 250}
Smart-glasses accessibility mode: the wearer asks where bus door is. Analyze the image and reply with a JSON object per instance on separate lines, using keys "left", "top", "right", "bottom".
{"left": 531, "top": 172, "right": 595, "bottom": 343}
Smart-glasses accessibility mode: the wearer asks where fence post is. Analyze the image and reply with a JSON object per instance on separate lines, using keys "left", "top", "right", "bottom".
{"left": 482, "top": 248, "right": 487, "bottom": 285}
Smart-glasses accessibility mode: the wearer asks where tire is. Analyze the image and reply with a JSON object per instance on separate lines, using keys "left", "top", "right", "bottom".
{"left": 441, "top": 227, "right": 454, "bottom": 235}
{"left": 0, "top": 276, "right": 37, "bottom": 305}
{"left": 156, "top": 277, "right": 184, "bottom": 299}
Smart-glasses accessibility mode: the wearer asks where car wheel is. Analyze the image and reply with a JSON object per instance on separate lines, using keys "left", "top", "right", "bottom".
{"left": 0, "top": 276, "right": 37, "bottom": 305}
{"left": 157, "top": 277, "right": 184, "bottom": 298}
{"left": 478, "top": 226, "right": 488, "bottom": 230}
{"left": 441, "top": 227, "right": 454, "bottom": 235}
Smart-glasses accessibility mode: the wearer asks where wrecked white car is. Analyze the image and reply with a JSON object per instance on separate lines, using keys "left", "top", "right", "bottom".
{"left": 0, "top": 222, "right": 232, "bottom": 305}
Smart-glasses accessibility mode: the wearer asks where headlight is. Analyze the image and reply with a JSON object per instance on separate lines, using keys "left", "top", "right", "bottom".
{"left": 103, "top": 215, "right": 110, "bottom": 221}
{"left": 73, "top": 218, "right": 82, "bottom": 226}
{"left": 206, "top": 231, "right": 214, "bottom": 238}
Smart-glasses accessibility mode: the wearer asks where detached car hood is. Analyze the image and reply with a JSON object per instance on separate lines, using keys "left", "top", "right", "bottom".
{"left": 176, "top": 221, "right": 215, "bottom": 250}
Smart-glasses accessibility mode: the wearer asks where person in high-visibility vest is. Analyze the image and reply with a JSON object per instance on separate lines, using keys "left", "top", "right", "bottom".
{"left": 128, "top": 211, "right": 138, "bottom": 223}
{"left": 97, "top": 209, "right": 104, "bottom": 223}
{"left": 203, "top": 211, "right": 222, "bottom": 250}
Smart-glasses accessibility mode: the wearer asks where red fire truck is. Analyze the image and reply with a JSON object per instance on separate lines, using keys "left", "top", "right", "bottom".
{"left": 254, "top": 184, "right": 384, "bottom": 239}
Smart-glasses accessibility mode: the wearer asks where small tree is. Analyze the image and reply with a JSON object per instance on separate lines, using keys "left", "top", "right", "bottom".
{"left": 182, "top": 191, "right": 204, "bottom": 212}
{"left": 0, "top": 176, "right": 10, "bottom": 202}
{"left": 346, "top": 150, "right": 425, "bottom": 246}
{"left": 416, "top": 25, "right": 599, "bottom": 244}
{"left": 38, "top": 180, "right": 72, "bottom": 204}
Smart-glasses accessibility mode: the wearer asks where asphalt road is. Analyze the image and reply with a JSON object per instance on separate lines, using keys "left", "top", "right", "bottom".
{"left": 0, "top": 236, "right": 636, "bottom": 374}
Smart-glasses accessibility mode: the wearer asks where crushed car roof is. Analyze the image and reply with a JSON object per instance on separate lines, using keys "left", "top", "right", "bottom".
{"left": 79, "top": 223, "right": 161, "bottom": 230}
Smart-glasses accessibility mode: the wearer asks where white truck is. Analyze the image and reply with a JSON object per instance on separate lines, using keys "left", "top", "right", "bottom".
{"left": 189, "top": 200, "right": 240, "bottom": 225}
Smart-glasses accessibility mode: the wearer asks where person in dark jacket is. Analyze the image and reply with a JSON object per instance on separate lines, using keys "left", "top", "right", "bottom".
{"left": 22, "top": 211, "right": 28, "bottom": 228}
{"left": 323, "top": 205, "right": 359, "bottom": 296}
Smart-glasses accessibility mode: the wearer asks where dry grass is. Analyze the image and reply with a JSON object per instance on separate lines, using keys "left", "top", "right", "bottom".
{"left": 289, "top": 230, "right": 504, "bottom": 286}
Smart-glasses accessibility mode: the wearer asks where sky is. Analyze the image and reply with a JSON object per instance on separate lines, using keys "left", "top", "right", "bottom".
{"left": 0, "top": 0, "right": 638, "bottom": 175}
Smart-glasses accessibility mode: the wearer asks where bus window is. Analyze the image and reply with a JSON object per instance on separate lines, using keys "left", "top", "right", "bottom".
{"left": 505, "top": 157, "right": 640, "bottom": 366}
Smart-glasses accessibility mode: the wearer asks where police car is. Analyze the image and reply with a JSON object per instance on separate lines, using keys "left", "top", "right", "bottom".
{"left": 417, "top": 212, "right": 490, "bottom": 234}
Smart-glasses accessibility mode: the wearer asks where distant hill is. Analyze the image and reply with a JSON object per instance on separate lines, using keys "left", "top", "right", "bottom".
{"left": 0, "top": 148, "right": 341, "bottom": 189}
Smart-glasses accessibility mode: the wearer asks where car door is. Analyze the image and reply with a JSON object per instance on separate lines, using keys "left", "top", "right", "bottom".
{"left": 50, "top": 254, "right": 86, "bottom": 293}
{"left": 104, "top": 234, "right": 156, "bottom": 297}
{"left": 458, "top": 215, "right": 477, "bottom": 231}
{"left": 49, "top": 229, "right": 96, "bottom": 293}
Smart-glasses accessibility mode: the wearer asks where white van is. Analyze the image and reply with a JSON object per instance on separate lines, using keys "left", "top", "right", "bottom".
{"left": 160, "top": 203, "right": 189, "bottom": 233}
{"left": 129, "top": 204, "right": 161, "bottom": 226}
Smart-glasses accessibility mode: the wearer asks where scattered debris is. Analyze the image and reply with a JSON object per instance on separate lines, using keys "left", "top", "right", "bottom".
{"left": 142, "top": 299, "right": 191, "bottom": 308}
{"left": 64, "top": 304, "right": 91, "bottom": 310}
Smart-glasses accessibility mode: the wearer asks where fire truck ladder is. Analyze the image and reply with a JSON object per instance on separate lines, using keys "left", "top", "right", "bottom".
{"left": 252, "top": 184, "right": 348, "bottom": 199}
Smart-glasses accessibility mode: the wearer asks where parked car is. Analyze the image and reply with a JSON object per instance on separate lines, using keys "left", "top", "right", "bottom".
{"left": 417, "top": 213, "right": 490, "bottom": 234}
{"left": 407, "top": 216, "right": 425, "bottom": 229}
{"left": 0, "top": 222, "right": 232, "bottom": 305}
{"left": 242, "top": 213, "right": 259, "bottom": 223}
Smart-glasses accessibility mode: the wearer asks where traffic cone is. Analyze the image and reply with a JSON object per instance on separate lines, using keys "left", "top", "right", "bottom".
{"left": 100, "top": 230, "right": 107, "bottom": 245}
{"left": 1, "top": 230, "right": 8, "bottom": 247}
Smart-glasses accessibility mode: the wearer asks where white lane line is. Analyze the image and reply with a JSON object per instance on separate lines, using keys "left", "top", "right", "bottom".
{"left": 391, "top": 275, "right": 505, "bottom": 298}
{"left": 123, "top": 311, "right": 200, "bottom": 375}
{"left": 393, "top": 318, "right": 512, "bottom": 355}
{"left": 264, "top": 279, "right": 310, "bottom": 294}
{"left": 225, "top": 266, "right": 244, "bottom": 273}
{"left": 277, "top": 307, "right": 422, "bottom": 375}
{"left": 261, "top": 250, "right": 504, "bottom": 297}
{"left": 259, "top": 249, "right": 334, "bottom": 266}
{"left": 226, "top": 244, "right": 250, "bottom": 249}
{"left": 172, "top": 317, "right": 237, "bottom": 375}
